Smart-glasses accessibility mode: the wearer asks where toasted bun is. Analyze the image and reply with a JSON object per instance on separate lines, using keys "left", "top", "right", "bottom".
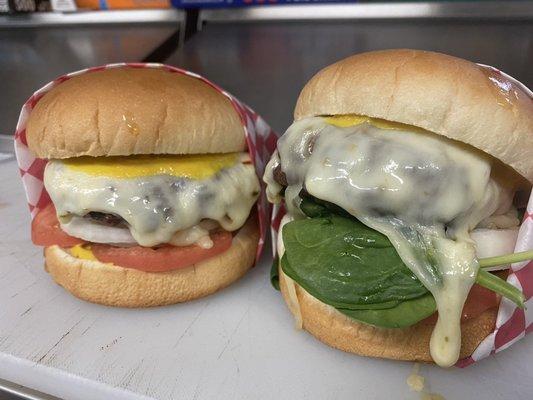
{"left": 279, "top": 268, "right": 496, "bottom": 363}
{"left": 44, "top": 218, "right": 258, "bottom": 307}
{"left": 26, "top": 67, "right": 245, "bottom": 159}
{"left": 295, "top": 49, "right": 533, "bottom": 183}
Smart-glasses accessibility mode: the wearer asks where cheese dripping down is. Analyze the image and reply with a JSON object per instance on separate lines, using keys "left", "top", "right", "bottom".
{"left": 45, "top": 153, "right": 259, "bottom": 247}
{"left": 264, "top": 115, "right": 517, "bottom": 367}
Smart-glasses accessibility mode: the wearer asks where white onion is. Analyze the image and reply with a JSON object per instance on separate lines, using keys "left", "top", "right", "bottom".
{"left": 61, "top": 216, "right": 136, "bottom": 245}
{"left": 471, "top": 228, "right": 519, "bottom": 271}
{"left": 61, "top": 217, "right": 221, "bottom": 248}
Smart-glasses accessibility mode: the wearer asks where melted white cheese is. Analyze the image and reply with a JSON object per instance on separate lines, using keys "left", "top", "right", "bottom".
{"left": 168, "top": 220, "right": 219, "bottom": 249}
{"left": 265, "top": 117, "right": 517, "bottom": 367}
{"left": 45, "top": 156, "right": 259, "bottom": 247}
{"left": 407, "top": 363, "right": 425, "bottom": 392}
{"left": 406, "top": 363, "right": 446, "bottom": 400}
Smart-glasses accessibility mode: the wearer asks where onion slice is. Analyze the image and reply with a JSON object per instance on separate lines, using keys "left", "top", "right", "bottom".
{"left": 471, "top": 228, "right": 519, "bottom": 271}
{"left": 61, "top": 216, "right": 221, "bottom": 248}
{"left": 61, "top": 216, "right": 136, "bottom": 245}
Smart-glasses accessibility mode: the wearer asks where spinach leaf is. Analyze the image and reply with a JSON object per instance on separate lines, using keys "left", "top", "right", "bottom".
{"left": 300, "top": 196, "right": 351, "bottom": 219}
{"left": 271, "top": 256, "right": 280, "bottom": 291}
{"left": 281, "top": 252, "right": 405, "bottom": 310}
{"left": 280, "top": 253, "right": 436, "bottom": 328}
{"left": 476, "top": 268, "right": 525, "bottom": 308}
{"left": 281, "top": 215, "right": 429, "bottom": 308}
{"left": 337, "top": 293, "right": 436, "bottom": 328}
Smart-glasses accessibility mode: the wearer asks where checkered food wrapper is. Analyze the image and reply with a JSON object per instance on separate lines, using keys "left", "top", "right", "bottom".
{"left": 14, "top": 63, "right": 279, "bottom": 260}
{"left": 270, "top": 65, "right": 533, "bottom": 367}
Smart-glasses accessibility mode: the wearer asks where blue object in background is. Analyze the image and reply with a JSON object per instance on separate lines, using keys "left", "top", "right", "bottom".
{"left": 172, "top": 0, "right": 357, "bottom": 9}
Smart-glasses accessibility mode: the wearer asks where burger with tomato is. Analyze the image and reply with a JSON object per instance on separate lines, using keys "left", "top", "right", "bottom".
{"left": 264, "top": 50, "right": 532, "bottom": 367}
{"left": 27, "top": 67, "right": 260, "bottom": 307}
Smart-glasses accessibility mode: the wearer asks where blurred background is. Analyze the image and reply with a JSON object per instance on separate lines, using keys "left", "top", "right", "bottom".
{"left": 0, "top": 1, "right": 532, "bottom": 398}
{"left": 1, "top": 0, "right": 532, "bottom": 139}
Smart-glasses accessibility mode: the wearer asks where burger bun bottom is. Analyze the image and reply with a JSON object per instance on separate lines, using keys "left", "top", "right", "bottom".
{"left": 279, "top": 266, "right": 496, "bottom": 363}
{"left": 44, "top": 217, "right": 259, "bottom": 307}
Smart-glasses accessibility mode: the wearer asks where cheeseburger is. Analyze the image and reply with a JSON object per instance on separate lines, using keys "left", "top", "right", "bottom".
{"left": 27, "top": 67, "right": 260, "bottom": 307}
{"left": 264, "top": 50, "right": 532, "bottom": 367}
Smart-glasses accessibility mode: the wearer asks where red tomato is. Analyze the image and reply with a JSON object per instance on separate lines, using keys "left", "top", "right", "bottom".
{"left": 32, "top": 204, "right": 84, "bottom": 247}
{"left": 421, "top": 281, "right": 500, "bottom": 325}
{"left": 91, "top": 230, "right": 232, "bottom": 272}
{"left": 461, "top": 282, "right": 499, "bottom": 321}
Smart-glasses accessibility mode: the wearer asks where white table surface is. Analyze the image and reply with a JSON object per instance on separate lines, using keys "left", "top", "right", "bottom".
{"left": 0, "top": 158, "right": 532, "bottom": 400}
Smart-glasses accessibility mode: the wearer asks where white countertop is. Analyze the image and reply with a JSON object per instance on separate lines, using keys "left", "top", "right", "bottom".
{"left": 0, "top": 158, "right": 532, "bottom": 400}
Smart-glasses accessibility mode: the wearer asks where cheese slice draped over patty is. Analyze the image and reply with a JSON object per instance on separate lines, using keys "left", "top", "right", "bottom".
{"left": 44, "top": 153, "right": 260, "bottom": 247}
{"left": 264, "top": 116, "right": 519, "bottom": 367}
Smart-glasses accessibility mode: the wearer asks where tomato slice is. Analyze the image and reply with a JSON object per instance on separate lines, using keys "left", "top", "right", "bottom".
{"left": 33, "top": 204, "right": 233, "bottom": 271}
{"left": 421, "top": 280, "right": 500, "bottom": 325}
{"left": 461, "top": 282, "right": 499, "bottom": 321}
{"left": 91, "top": 230, "right": 232, "bottom": 272}
{"left": 32, "top": 204, "right": 84, "bottom": 247}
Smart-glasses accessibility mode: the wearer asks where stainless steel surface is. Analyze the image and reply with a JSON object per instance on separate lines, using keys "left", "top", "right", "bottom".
{"left": 0, "top": 378, "right": 60, "bottom": 400}
{"left": 0, "top": 9, "right": 184, "bottom": 28}
{"left": 168, "top": 20, "right": 532, "bottom": 134}
{"left": 0, "top": 25, "right": 177, "bottom": 136}
{"left": 200, "top": 1, "right": 533, "bottom": 26}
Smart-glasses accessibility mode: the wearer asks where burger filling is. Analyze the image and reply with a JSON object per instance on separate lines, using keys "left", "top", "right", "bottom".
{"left": 264, "top": 115, "right": 526, "bottom": 367}
{"left": 36, "top": 152, "right": 259, "bottom": 269}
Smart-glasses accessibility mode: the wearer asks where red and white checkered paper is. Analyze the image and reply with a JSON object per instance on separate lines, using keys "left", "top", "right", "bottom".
{"left": 14, "top": 63, "right": 279, "bottom": 261}
{"left": 270, "top": 65, "right": 533, "bottom": 367}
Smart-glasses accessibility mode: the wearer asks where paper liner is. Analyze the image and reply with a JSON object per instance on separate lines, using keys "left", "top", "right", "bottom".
{"left": 269, "top": 64, "right": 533, "bottom": 367}
{"left": 14, "top": 63, "right": 278, "bottom": 261}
